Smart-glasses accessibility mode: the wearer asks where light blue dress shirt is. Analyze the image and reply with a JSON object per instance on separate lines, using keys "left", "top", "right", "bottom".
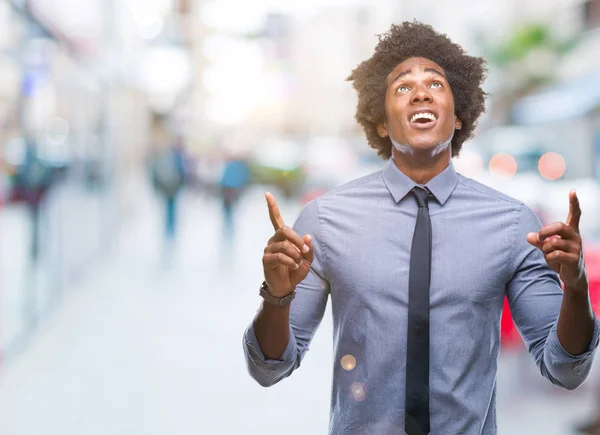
{"left": 243, "top": 158, "right": 600, "bottom": 434}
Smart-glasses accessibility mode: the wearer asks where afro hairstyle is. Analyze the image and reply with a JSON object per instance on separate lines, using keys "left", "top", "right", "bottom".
{"left": 347, "top": 21, "right": 488, "bottom": 159}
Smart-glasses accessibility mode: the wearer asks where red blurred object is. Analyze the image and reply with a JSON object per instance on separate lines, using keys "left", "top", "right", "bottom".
{"left": 301, "top": 188, "right": 328, "bottom": 206}
{"left": 500, "top": 298, "right": 521, "bottom": 349}
{"left": 500, "top": 244, "right": 600, "bottom": 349}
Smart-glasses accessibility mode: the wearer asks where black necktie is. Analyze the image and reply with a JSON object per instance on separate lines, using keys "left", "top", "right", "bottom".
{"left": 405, "top": 186, "right": 432, "bottom": 435}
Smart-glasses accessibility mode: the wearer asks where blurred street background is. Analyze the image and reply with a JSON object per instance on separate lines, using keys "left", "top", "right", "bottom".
{"left": 0, "top": 0, "right": 600, "bottom": 434}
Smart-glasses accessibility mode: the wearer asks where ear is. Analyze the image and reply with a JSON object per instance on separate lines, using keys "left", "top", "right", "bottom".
{"left": 455, "top": 117, "right": 462, "bottom": 130}
{"left": 377, "top": 122, "right": 388, "bottom": 138}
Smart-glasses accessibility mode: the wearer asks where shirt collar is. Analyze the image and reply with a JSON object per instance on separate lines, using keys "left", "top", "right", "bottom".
{"left": 382, "top": 157, "right": 459, "bottom": 205}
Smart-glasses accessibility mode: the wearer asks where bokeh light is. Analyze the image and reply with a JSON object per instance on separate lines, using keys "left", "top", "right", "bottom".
{"left": 453, "top": 149, "right": 484, "bottom": 178}
{"left": 340, "top": 354, "right": 356, "bottom": 371}
{"left": 538, "top": 152, "right": 566, "bottom": 181}
{"left": 350, "top": 382, "right": 366, "bottom": 402}
{"left": 488, "top": 153, "right": 518, "bottom": 179}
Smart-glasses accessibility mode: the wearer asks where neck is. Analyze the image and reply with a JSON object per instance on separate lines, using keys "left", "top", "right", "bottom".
{"left": 391, "top": 147, "right": 451, "bottom": 185}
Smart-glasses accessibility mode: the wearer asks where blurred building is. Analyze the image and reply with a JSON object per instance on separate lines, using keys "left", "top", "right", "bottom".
{"left": 281, "top": 7, "right": 384, "bottom": 138}
{"left": 0, "top": 0, "right": 194, "bottom": 362}
{"left": 508, "top": 0, "right": 600, "bottom": 180}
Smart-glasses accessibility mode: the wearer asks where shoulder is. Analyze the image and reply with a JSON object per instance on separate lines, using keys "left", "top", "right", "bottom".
{"left": 296, "top": 170, "right": 383, "bottom": 224}
{"left": 456, "top": 173, "right": 523, "bottom": 206}
{"left": 456, "top": 173, "right": 545, "bottom": 231}
{"left": 319, "top": 170, "right": 384, "bottom": 201}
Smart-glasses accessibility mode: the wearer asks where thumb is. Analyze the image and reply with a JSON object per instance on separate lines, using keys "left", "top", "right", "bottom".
{"left": 527, "top": 232, "right": 542, "bottom": 249}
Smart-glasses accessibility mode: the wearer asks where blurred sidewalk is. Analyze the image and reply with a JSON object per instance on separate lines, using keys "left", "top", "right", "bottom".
{"left": 1, "top": 182, "right": 112, "bottom": 362}
{"left": 0, "top": 180, "right": 597, "bottom": 434}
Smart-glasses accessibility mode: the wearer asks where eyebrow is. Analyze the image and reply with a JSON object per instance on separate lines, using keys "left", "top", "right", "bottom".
{"left": 389, "top": 67, "right": 446, "bottom": 85}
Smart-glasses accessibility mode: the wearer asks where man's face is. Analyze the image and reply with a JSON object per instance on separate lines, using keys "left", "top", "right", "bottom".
{"left": 377, "top": 57, "right": 462, "bottom": 153}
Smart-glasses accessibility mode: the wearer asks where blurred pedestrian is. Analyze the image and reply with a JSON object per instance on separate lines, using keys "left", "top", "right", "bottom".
{"left": 242, "top": 21, "right": 599, "bottom": 435}
{"left": 12, "top": 139, "right": 53, "bottom": 262}
{"left": 150, "top": 135, "right": 186, "bottom": 250}
{"left": 219, "top": 156, "right": 250, "bottom": 237}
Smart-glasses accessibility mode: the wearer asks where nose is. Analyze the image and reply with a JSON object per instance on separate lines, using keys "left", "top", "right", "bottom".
{"left": 411, "top": 85, "right": 433, "bottom": 104}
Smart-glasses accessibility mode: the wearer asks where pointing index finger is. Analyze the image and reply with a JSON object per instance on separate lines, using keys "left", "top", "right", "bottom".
{"left": 265, "top": 192, "right": 285, "bottom": 231}
{"left": 566, "top": 189, "right": 581, "bottom": 230}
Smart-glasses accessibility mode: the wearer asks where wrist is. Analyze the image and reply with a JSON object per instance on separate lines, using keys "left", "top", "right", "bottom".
{"left": 260, "top": 281, "right": 296, "bottom": 306}
{"left": 264, "top": 280, "right": 295, "bottom": 298}
{"left": 564, "top": 279, "right": 589, "bottom": 297}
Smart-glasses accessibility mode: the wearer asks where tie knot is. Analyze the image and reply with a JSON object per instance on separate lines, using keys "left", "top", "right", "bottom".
{"left": 411, "top": 187, "right": 431, "bottom": 208}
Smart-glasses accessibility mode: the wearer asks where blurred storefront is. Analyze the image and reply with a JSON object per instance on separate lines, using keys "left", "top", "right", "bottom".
{"left": 0, "top": 0, "right": 159, "bottom": 363}
{"left": 0, "top": 1, "right": 105, "bottom": 361}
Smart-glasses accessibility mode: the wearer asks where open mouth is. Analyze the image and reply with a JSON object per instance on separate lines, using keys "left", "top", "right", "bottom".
{"left": 408, "top": 111, "right": 438, "bottom": 130}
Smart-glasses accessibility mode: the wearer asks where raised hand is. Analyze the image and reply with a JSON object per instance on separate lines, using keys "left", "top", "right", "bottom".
{"left": 527, "top": 190, "right": 588, "bottom": 292}
{"left": 262, "top": 192, "right": 314, "bottom": 297}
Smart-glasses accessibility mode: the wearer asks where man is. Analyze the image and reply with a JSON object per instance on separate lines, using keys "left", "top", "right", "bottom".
{"left": 150, "top": 135, "right": 186, "bottom": 247}
{"left": 242, "top": 21, "right": 599, "bottom": 434}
